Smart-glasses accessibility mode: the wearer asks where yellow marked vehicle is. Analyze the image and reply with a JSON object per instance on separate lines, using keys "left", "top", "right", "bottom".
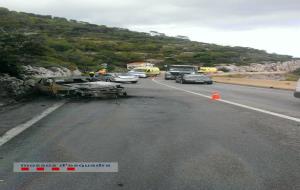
{"left": 199, "top": 67, "right": 218, "bottom": 74}
{"left": 129, "top": 67, "right": 160, "bottom": 77}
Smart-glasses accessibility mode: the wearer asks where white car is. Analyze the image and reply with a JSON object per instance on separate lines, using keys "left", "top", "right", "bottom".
{"left": 110, "top": 73, "right": 139, "bottom": 83}
{"left": 128, "top": 69, "right": 147, "bottom": 78}
{"left": 294, "top": 78, "right": 300, "bottom": 98}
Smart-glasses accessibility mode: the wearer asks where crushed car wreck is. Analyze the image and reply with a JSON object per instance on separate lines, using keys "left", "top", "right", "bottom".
{"left": 36, "top": 77, "right": 127, "bottom": 98}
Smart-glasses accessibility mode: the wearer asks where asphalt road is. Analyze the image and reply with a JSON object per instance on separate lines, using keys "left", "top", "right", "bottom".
{"left": 0, "top": 77, "right": 299, "bottom": 190}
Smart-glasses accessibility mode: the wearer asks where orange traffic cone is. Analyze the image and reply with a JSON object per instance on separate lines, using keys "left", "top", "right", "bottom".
{"left": 211, "top": 91, "right": 221, "bottom": 100}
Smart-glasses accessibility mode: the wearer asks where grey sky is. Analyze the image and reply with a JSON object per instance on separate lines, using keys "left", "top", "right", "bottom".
{"left": 1, "top": 0, "right": 300, "bottom": 56}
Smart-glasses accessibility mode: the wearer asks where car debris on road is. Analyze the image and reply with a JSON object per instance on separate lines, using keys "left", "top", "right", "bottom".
{"left": 35, "top": 77, "right": 127, "bottom": 98}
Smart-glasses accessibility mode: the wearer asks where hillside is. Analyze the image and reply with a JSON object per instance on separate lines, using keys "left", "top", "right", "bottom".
{"left": 0, "top": 7, "right": 294, "bottom": 77}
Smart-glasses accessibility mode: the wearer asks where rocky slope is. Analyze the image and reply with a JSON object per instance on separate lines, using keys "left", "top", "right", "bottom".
{"left": 218, "top": 60, "right": 300, "bottom": 73}
{"left": 0, "top": 66, "right": 81, "bottom": 106}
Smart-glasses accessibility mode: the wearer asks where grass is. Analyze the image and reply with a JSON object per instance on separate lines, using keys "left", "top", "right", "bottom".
{"left": 285, "top": 74, "right": 300, "bottom": 81}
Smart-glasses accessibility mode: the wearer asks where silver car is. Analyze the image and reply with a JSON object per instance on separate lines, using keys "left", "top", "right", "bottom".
{"left": 128, "top": 69, "right": 147, "bottom": 78}
{"left": 110, "top": 73, "right": 139, "bottom": 83}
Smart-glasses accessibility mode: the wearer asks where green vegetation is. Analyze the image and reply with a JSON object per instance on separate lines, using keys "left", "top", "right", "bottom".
{"left": 0, "top": 32, "right": 49, "bottom": 77}
{"left": 292, "top": 68, "right": 300, "bottom": 76}
{"left": 285, "top": 68, "right": 300, "bottom": 81}
{"left": 0, "top": 7, "right": 294, "bottom": 77}
{"left": 217, "top": 67, "right": 231, "bottom": 73}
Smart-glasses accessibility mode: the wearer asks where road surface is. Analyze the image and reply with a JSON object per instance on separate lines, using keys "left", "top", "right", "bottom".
{"left": 0, "top": 77, "right": 299, "bottom": 190}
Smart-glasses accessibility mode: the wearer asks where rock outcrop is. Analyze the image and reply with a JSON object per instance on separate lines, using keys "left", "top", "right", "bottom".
{"left": 0, "top": 74, "right": 36, "bottom": 105}
{"left": 0, "top": 66, "right": 82, "bottom": 106}
{"left": 22, "top": 65, "right": 81, "bottom": 79}
{"left": 218, "top": 60, "right": 300, "bottom": 73}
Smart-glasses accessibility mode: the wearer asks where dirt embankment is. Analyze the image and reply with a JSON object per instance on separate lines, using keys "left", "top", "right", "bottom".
{"left": 212, "top": 77, "right": 297, "bottom": 90}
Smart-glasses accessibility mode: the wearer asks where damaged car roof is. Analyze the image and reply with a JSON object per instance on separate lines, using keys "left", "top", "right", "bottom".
{"left": 36, "top": 76, "right": 127, "bottom": 98}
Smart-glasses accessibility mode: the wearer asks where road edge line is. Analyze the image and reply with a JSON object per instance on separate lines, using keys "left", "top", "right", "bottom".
{"left": 0, "top": 101, "right": 66, "bottom": 147}
{"left": 152, "top": 79, "right": 300, "bottom": 123}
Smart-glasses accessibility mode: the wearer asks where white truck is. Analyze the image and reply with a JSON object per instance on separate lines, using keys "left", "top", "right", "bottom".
{"left": 294, "top": 78, "right": 300, "bottom": 98}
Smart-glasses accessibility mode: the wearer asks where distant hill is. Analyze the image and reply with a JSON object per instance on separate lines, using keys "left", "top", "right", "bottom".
{"left": 0, "top": 7, "right": 294, "bottom": 76}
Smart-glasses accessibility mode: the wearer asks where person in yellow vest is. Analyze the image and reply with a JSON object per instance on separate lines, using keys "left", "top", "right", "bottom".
{"left": 89, "top": 72, "right": 95, "bottom": 77}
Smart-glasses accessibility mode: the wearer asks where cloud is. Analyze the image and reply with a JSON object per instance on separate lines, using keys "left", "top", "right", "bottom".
{"left": 1, "top": 0, "right": 299, "bottom": 56}
{"left": 129, "top": 25, "right": 300, "bottom": 57}
{"left": 1, "top": 0, "right": 299, "bottom": 29}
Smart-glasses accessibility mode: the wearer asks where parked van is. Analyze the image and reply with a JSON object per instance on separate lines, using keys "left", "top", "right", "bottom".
{"left": 294, "top": 78, "right": 300, "bottom": 98}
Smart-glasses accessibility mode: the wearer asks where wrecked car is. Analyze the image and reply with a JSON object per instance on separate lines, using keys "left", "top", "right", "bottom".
{"left": 36, "top": 77, "right": 127, "bottom": 98}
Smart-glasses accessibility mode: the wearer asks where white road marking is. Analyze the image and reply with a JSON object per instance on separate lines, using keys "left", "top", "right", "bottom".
{"left": 153, "top": 79, "right": 300, "bottom": 123}
{"left": 0, "top": 101, "right": 66, "bottom": 147}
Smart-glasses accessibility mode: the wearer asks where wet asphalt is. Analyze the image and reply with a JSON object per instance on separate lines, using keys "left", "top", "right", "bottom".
{"left": 0, "top": 77, "right": 299, "bottom": 190}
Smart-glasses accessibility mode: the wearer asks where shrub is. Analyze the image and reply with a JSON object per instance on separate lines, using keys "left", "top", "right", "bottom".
{"left": 218, "top": 67, "right": 230, "bottom": 73}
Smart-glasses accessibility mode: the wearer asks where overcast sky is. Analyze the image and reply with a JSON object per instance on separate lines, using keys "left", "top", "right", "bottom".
{"left": 1, "top": 0, "right": 300, "bottom": 57}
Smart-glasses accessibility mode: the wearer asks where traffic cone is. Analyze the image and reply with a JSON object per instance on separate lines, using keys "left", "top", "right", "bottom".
{"left": 211, "top": 91, "right": 221, "bottom": 100}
